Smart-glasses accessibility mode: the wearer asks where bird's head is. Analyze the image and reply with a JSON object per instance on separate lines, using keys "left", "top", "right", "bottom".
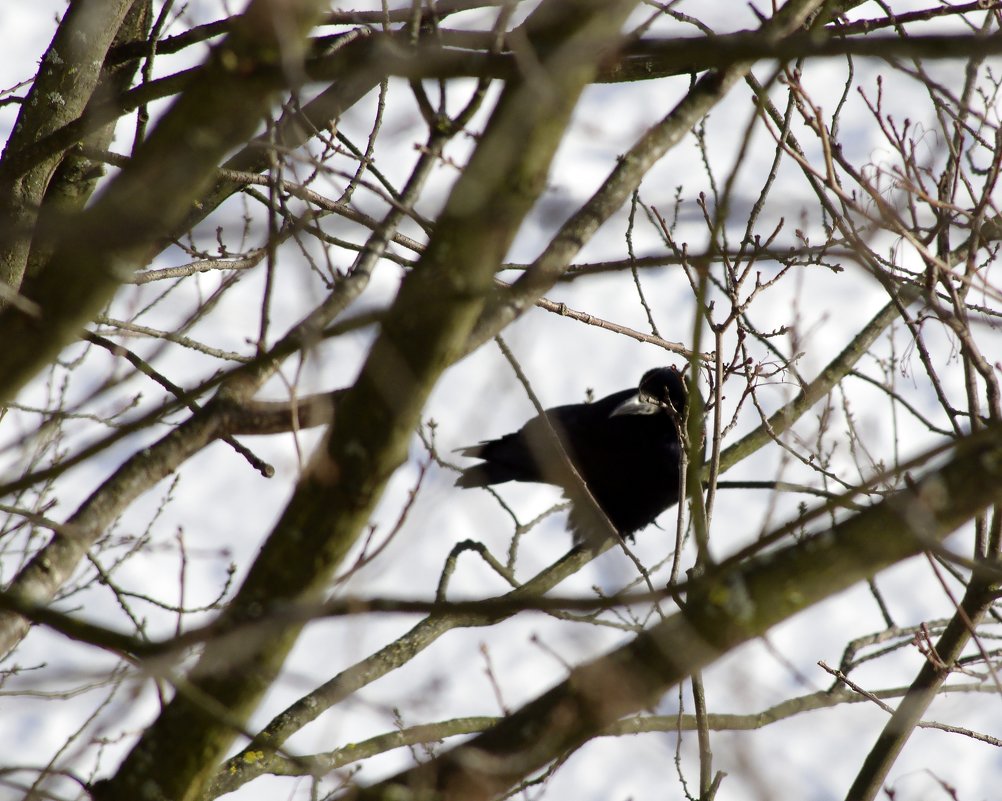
{"left": 610, "top": 367, "right": 687, "bottom": 420}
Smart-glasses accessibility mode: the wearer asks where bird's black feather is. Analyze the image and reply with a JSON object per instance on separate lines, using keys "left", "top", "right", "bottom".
{"left": 455, "top": 367, "right": 694, "bottom": 542}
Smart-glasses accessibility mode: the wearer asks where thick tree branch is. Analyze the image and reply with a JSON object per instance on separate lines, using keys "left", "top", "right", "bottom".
{"left": 0, "top": 0, "right": 140, "bottom": 294}
{"left": 89, "top": 4, "right": 640, "bottom": 800}
{"left": 0, "top": 0, "right": 330, "bottom": 404}
{"left": 846, "top": 566, "right": 1000, "bottom": 800}
{"left": 351, "top": 427, "right": 1002, "bottom": 801}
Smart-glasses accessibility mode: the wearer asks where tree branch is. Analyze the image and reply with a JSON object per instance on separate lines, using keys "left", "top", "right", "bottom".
{"left": 351, "top": 426, "right": 1002, "bottom": 801}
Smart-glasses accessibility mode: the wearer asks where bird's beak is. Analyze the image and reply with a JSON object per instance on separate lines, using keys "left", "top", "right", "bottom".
{"left": 611, "top": 393, "right": 661, "bottom": 417}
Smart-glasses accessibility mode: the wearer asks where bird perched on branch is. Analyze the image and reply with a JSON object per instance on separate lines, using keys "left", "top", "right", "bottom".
{"left": 455, "top": 367, "right": 695, "bottom": 544}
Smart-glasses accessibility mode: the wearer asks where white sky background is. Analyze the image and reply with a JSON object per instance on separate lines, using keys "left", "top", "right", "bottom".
{"left": 2, "top": 2, "right": 1002, "bottom": 801}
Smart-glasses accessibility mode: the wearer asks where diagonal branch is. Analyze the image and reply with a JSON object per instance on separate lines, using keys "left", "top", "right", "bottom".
{"left": 89, "top": 3, "right": 640, "bottom": 800}
{"left": 0, "top": 0, "right": 331, "bottom": 404}
{"left": 845, "top": 547, "right": 1001, "bottom": 800}
{"left": 350, "top": 426, "right": 1002, "bottom": 801}
{"left": 465, "top": 0, "right": 825, "bottom": 351}
{"left": 0, "top": 0, "right": 141, "bottom": 293}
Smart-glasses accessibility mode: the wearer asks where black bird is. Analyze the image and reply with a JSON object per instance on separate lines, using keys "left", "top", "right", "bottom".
{"left": 455, "top": 367, "right": 694, "bottom": 543}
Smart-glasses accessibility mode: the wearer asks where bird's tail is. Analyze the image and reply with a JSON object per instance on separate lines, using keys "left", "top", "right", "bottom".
{"left": 454, "top": 464, "right": 494, "bottom": 488}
